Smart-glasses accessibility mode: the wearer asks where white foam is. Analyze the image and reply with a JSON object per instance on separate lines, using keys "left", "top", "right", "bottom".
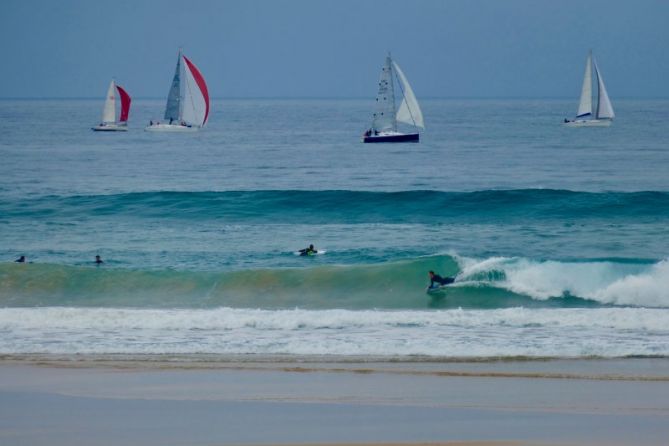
{"left": 1, "top": 306, "right": 668, "bottom": 357}
{"left": 456, "top": 256, "right": 669, "bottom": 307}
{"left": 592, "top": 260, "right": 669, "bottom": 306}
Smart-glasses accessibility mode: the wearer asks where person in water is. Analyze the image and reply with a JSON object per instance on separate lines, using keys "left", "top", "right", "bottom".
{"left": 428, "top": 270, "right": 455, "bottom": 289}
{"left": 95, "top": 255, "right": 104, "bottom": 265}
{"left": 299, "top": 244, "right": 318, "bottom": 256}
{"left": 15, "top": 255, "right": 26, "bottom": 263}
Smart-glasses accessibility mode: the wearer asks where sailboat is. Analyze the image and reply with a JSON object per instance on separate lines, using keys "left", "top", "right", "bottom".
{"left": 91, "top": 80, "right": 131, "bottom": 132}
{"left": 145, "top": 49, "right": 210, "bottom": 132}
{"left": 363, "top": 54, "right": 424, "bottom": 143}
{"left": 564, "top": 50, "right": 615, "bottom": 127}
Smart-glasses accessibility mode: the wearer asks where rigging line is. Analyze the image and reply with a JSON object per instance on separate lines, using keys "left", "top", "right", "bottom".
{"left": 593, "top": 60, "right": 602, "bottom": 119}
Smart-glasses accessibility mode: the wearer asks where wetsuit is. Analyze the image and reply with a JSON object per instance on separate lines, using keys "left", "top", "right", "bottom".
{"left": 430, "top": 274, "right": 454, "bottom": 288}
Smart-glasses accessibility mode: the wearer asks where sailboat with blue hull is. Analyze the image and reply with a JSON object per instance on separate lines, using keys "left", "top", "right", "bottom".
{"left": 363, "top": 54, "right": 424, "bottom": 143}
{"left": 564, "top": 50, "right": 615, "bottom": 127}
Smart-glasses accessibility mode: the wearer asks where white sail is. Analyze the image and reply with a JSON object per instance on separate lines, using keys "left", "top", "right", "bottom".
{"left": 594, "top": 59, "right": 614, "bottom": 120}
{"left": 392, "top": 60, "right": 424, "bottom": 129}
{"left": 181, "top": 58, "right": 208, "bottom": 126}
{"left": 372, "top": 56, "right": 396, "bottom": 131}
{"left": 101, "top": 80, "right": 116, "bottom": 123}
{"left": 576, "top": 52, "right": 593, "bottom": 118}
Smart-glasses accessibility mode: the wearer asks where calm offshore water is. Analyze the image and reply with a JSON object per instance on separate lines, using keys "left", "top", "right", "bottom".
{"left": 0, "top": 98, "right": 668, "bottom": 358}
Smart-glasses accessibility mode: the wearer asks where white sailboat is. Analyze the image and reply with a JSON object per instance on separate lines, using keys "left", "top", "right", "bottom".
{"left": 146, "top": 49, "right": 210, "bottom": 132}
{"left": 564, "top": 50, "right": 615, "bottom": 127}
{"left": 363, "top": 54, "right": 424, "bottom": 143}
{"left": 92, "top": 80, "right": 131, "bottom": 132}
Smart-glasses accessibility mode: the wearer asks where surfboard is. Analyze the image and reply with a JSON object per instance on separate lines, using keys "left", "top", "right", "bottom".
{"left": 426, "top": 285, "right": 449, "bottom": 295}
{"left": 293, "top": 250, "right": 327, "bottom": 256}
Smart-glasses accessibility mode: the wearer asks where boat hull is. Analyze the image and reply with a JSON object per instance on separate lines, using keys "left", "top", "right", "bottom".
{"left": 92, "top": 123, "right": 128, "bottom": 132}
{"left": 363, "top": 132, "right": 419, "bottom": 143}
{"left": 145, "top": 123, "right": 199, "bottom": 132}
{"left": 563, "top": 119, "right": 612, "bottom": 127}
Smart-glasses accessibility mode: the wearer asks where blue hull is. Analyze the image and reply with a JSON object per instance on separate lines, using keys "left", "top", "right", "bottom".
{"left": 363, "top": 133, "right": 419, "bottom": 143}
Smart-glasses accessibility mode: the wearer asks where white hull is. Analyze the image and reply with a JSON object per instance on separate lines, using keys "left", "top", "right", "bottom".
{"left": 92, "top": 123, "right": 128, "bottom": 132}
{"left": 144, "top": 123, "right": 200, "bottom": 132}
{"left": 564, "top": 119, "right": 612, "bottom": 127}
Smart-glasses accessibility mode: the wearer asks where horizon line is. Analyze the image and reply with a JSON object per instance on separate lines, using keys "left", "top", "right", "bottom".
{"left": 1, "top": 95, "right": 667, "bottom": 101}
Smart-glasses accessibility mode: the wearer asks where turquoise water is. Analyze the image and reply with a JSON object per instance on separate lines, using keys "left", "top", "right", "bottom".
{"left": 0, "top": 99, "right": 668, "bottom": 357}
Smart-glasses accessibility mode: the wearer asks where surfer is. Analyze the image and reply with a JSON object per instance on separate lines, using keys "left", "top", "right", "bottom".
{"left": 299, "top": 244, "right": 318, "bottom": 256}
{"left": 428, "top": 271, "right": 455, "bottom": 289}
{"left": 94, "top": 255, "right": 104, "bottom": 265}
{"left": 14, "top": 255, "right": 26, "bottom": 263}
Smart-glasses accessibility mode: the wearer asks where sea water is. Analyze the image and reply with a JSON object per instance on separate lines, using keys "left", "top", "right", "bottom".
{"left": 0, "top": 98, "right": 668, "bottom": 358}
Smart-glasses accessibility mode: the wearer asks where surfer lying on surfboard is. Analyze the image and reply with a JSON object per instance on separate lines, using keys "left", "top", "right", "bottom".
{"left": 298, "top": 244, "right": 318, "bottom": 256}
{"left": 427, "top": 270, "right": 455, "bottom": 290}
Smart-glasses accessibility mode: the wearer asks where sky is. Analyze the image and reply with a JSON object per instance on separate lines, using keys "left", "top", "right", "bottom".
{"left": 1, "top": 0, "right": 668, "bottom": 99}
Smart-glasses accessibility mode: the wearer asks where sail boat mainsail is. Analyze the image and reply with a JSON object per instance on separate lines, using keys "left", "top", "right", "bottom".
{"left": 564, "top": 50, "right": 615, "bottom": 127}
{"left": 363, "top": 54, "right": 424, "bottom": 143}
{"left": 92, "top": 80, "right": 131, "bottom": 132}
{"left": 146, "top": 49, "right": 210, "bottom": 132}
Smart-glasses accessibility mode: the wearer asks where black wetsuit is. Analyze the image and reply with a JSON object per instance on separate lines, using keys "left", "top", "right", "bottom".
{"left": 299, "top": 248, "right": 317, "bottom": 256}
{"left": 430, "top": 274, "right": 454, "bottom": 287}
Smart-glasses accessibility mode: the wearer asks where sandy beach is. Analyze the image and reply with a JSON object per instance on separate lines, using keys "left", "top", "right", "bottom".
{"left": 1, "top": 356, "right": 668, "bottom": 446}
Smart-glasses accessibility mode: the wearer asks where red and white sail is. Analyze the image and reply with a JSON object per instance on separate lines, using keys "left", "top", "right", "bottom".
{"left": 182, "top": 56, "right": 209, "bottom": 127}
{"left": 100, "top": 80, "right": 131, "bottom": 124}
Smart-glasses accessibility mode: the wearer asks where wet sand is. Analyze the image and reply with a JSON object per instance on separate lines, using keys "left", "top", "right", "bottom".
{"left": 1, "top": 356, "right": 668, "bottom": 446}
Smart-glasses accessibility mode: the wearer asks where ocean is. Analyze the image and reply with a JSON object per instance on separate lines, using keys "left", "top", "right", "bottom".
{"left": 1, "top": 98, "right": 668, "bottom": 358}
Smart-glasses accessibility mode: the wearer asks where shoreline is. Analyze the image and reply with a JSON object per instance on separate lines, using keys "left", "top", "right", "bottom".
{"left": 1, "top": 359, "right": 668, "bottom": 445}
{"left": 2, "top": 354, "right": 669, "bottom": 381}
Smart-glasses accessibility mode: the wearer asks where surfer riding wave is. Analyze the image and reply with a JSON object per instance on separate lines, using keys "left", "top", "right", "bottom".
{"left": 427, "top": 270, "right": 455, "bottom": 290}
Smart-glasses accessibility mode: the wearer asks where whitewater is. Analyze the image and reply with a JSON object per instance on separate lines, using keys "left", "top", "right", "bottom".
{"left": 1, "top": 98, "right": 668, "bottom": 358}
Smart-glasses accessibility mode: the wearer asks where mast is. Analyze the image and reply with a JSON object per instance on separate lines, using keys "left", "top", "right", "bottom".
{"left": 388, "top": 53, "right": 397, "bottom": 131}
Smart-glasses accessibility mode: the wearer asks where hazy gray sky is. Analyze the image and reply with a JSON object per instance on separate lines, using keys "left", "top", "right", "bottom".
{"left": 1, "top": 0, "right": 667, "bottom": 98}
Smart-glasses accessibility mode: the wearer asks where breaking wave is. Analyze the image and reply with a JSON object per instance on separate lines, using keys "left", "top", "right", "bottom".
{"left": 1, "top": 255, "right": 667, "bottom": 309}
